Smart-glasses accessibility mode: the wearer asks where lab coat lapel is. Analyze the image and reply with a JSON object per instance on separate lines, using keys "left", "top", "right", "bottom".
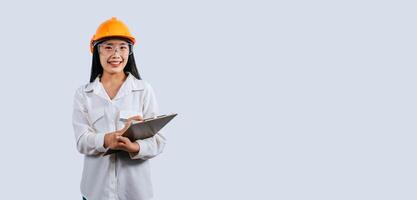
{"left": 84, "top": 76, "right": 111, "bottom": 101}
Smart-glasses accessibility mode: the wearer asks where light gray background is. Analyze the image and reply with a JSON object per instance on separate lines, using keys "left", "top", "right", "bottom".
{"left": 0, "top": 0, "right": 415, "bottom": 199}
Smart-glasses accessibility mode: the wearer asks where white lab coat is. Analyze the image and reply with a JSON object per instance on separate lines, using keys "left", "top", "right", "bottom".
{"left": 72, "top": 72, "right": 166, "bottom": 200}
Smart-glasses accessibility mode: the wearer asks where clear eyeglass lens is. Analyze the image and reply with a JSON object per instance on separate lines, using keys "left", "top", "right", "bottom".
{"left": 99, "top": 44, "right": 132, "bottom": 55}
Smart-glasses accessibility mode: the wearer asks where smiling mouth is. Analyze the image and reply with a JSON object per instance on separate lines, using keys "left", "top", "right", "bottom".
{"left": 108, "top": 61, "right": 122, "bottom": 66}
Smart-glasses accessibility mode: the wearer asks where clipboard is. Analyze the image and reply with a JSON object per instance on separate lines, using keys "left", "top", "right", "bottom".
{"left": 103, "top": 113, "right": 177, "bottom": 156}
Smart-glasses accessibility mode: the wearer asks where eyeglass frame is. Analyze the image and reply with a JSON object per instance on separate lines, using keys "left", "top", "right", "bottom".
{"left": 94, "top": 41, "right": 134, "bottom": 55}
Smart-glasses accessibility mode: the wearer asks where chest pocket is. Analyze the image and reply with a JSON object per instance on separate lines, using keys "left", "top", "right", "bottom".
{"left": 87, "top": 109, "right": 106, "bottom": 132}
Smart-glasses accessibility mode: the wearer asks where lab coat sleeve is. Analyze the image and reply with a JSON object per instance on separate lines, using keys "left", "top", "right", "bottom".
{"left": 72, "top": 87, "right": 108, "bottom": 156}
{"left": 129, "top": 82, "right": 167, "bottom": 160}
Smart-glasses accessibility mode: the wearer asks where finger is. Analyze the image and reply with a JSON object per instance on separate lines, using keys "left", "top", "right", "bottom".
{"left": 116, "top": 135, "right": 125, "bottom": 143}
{"left": 119, "top": 115, "right": 143, "bottom": 134}
{"left": 118, "top": 136, "right": 131, "bottom": 144}
{"left": 120, "top": 121, "right": 132, "bottom": 133}
{"left": 128, "top": 115, "right": 143, "bottom": 122}
{"left": 116, "top": 142, "right": 128, "bottom": 151}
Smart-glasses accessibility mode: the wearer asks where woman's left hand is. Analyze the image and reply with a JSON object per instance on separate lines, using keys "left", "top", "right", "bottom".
{"left": 116, "top": 136, "right": 140, "bottom": 154}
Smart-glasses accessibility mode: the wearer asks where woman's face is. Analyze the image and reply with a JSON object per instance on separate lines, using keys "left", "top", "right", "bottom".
{"left": 98, "top": 39, "right": 131, "bottom": 75}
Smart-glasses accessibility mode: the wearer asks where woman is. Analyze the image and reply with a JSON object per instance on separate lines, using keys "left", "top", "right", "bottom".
{"left": 72, "top": 17, "right": 166, "bottom": 200}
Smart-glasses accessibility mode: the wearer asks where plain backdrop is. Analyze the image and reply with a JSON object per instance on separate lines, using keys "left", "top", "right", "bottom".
{"left": 0, "top": 0, "right": 415, "bottom": 199}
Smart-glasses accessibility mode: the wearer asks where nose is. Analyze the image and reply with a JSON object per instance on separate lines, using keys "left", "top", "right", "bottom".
{"left": 111, "top": 49, "right": 121, "bottom": 58}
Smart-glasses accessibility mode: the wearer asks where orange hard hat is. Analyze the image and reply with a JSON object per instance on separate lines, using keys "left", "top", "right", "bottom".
{"left": 90, "top": 17, "right": 136, "bottom": 53}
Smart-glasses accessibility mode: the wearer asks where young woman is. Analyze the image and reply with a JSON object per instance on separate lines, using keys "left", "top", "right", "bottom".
{"left": 72, "top": 17, "right": 166, "bottom": 200}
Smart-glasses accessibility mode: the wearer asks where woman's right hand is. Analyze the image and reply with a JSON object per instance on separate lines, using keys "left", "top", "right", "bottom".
{"left": 104, "top": 115, "right": 143, "bottom": 149}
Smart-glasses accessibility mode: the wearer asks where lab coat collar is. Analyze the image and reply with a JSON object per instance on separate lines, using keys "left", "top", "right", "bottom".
{"left": 83, "top": 77, "right": 99, "bottom": 93}
{"left": 84, "top": 72, "right": 145, "bottom": 100}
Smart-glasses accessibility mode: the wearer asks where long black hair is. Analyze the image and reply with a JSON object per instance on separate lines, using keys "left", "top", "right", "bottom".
{"left": 89, "top": 37, "right": 142, "bottom": 82}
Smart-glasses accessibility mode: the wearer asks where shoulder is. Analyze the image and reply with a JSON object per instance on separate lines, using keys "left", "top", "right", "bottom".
{"left": 73, "top": 83, "right": 91, "bottom": 99}
{"left": 131, "top": 78, "right": 154, "bottom": 92}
